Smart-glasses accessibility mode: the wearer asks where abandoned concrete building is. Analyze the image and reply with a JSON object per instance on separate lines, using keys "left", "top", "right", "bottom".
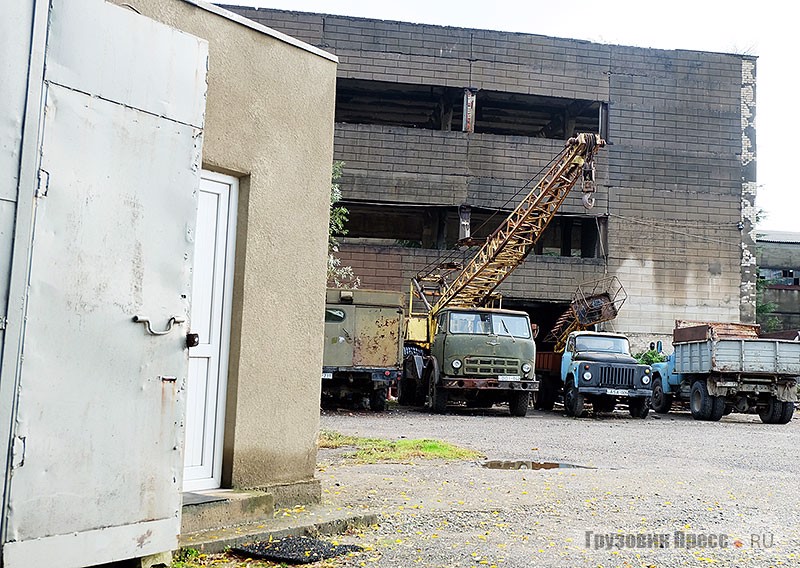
{"left": 228, "top": 6, "right": 757, "bottom": 349}
{"left": 757, "top": 231, "right": 800, "bottom": 333}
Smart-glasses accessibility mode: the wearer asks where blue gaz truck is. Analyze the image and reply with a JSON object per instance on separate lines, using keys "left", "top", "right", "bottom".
{"left": 650, "top": 321, "right": 799, "bottom": 423}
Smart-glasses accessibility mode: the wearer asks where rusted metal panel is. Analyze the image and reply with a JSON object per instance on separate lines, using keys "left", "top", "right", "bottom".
{"left": 325, "top": 289, "right": 404, "bottom": 370}
{"left": 353, "top": 306, "right": 403, "bottom": 368}
{"left": 2, "top": 0, "right": 208, "bottom": 565}
{"left": 674, "top": 320, "right": 760, "bottom": 342}
{"left": 535, "top": 351, "right": 561, "bottom": 375}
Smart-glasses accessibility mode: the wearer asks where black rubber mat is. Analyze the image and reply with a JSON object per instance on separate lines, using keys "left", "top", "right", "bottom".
{"left": 231, "top": 536, "right": 362, "bottom": 564}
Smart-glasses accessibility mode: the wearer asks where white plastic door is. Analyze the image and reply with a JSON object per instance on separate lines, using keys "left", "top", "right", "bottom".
{"left": 183, "top": 172, "right": 237, "bottom": 491}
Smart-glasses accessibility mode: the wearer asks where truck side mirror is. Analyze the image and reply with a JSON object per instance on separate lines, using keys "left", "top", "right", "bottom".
{"left": 656, "top": 340, "right": 663, "bottom": 353}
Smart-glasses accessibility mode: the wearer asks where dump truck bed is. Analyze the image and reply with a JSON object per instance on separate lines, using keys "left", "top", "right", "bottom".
{"left": 673, "top": 322, "right": 800, "bottom": 376}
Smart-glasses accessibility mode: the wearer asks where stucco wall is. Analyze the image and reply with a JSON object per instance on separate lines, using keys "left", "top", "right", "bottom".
{"left": 112, "top": 0, "right": 337, "bottom": 490}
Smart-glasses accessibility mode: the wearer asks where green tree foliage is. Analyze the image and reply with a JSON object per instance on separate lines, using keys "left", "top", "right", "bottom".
{"left": 328, "top": 161, "right": 359, "bottom": 288}
{"left": 634, "top": 349, "right": 666, "bottom": 365}
{"left": 755, "top": 269, "right": 781, "bottom": 332}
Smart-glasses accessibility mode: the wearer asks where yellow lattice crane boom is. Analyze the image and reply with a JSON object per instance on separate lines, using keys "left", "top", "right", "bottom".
{"left": 413, "top": 133, "right": 605, "bottom": 324}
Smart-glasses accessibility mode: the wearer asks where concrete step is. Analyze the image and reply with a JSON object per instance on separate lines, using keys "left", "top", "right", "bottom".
{"left": 181, "top": 489, "right": 275, "bottom": 534}
{"left": 179, "top": 503, "right": 378, "bottom": 554}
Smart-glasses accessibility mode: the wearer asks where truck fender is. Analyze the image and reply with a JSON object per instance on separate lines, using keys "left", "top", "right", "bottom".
{"left": 653, "top": 372, "right": 670, "bottom": 394}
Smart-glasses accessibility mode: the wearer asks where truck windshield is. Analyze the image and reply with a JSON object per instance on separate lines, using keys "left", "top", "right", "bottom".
{"left": 575, "top": 335, "right": 630, "bottom": 354}
{"left": 449, "top": 312, "right": 531, "bottom": 338}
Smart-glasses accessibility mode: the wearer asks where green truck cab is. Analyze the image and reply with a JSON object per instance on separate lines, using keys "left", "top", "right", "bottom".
{"left": 322, "top": 288, "right": 404, "bottom": 411}
{"left": 401, "top": 307, "right": 538, "bottom": 416}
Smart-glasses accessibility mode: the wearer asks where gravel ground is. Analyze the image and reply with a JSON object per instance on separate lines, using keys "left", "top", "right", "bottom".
{"left": 314, "top": 404, "right": 800, "bottom": 568}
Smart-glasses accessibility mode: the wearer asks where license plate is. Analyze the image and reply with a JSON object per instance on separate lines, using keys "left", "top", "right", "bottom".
{"left": 321, "top": 372, "right": 333, "bottom": 380}
{"left": 606, "top": 388, "right": 629, "bottom": 396}
{"left": 500, "top": 375, "right": 521, "bottom": 381}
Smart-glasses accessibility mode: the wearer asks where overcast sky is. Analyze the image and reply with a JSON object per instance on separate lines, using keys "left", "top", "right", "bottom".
{"left": 227, "top": 1, "right": 797, "bottom": 233}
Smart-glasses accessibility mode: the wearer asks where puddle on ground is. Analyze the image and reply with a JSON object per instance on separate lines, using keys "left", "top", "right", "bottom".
{"left": 481, "top": 459, "right": 595, "bottom": 470}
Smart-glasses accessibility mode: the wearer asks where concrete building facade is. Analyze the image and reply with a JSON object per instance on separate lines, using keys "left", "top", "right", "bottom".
{"left": 229, "top": 6, "right": 756, "bottom": 350}
{"left": 757, "top": 231, "right": 800, "bottom": 332}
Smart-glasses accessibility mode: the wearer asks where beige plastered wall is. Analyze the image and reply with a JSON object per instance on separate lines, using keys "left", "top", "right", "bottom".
{"left": 111, "top": 0, "right": 336, "bottom": 496}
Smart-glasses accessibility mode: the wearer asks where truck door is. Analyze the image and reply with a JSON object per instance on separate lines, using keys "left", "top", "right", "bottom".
{"left": 323, "top": 305, "right": 356, "bottom": 368}
{"left": 0, "top": 1, "right": 207, "bottom": 565}
{"left": 353, "top": 305, "right": 403, "bottom": 368}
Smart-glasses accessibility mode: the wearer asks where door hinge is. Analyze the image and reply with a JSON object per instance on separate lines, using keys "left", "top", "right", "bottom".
{"left": 0, "top": 316, "right": 6, "bottom": 330}
{"left": 36, "top": 169, "right": 50, "bottom": 198}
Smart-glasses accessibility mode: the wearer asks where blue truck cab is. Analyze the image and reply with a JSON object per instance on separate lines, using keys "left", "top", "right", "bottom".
{"left": 561, "top": 331, "right": 653, "bottom": 418}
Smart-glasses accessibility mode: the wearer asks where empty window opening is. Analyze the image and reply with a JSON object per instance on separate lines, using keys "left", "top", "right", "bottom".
{"left": 335, "top": 78, "right": 606, "bottom": 140}
{"left": 339, "top": 202, "right": 606, "bottom": 259}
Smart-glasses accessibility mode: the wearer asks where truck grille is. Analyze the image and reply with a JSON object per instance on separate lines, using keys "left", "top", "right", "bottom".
{"left": 599, "top": 366, "right": 636, "bottom": 387}
{"left": 464, "top": 357, "right": 519, "bottom": 376}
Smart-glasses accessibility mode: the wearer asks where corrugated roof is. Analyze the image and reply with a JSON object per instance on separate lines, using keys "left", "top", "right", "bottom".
{"left": 756, "top": 230, "right": 800, "bottom": 244}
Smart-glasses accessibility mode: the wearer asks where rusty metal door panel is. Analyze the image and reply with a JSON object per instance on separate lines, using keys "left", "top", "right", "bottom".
{"left": 353, "top": 306, "right": 404, "bottom": 368}
{"left": 2, "top": 0, "right": 207, "bottom": 565}
{"left": 323, "top": 305, "right": 355, "bottom": 368}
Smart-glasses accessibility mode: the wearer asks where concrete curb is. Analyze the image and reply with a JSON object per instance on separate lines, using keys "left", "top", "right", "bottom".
{"left": 179, "top": 506, "right": 379, "bottom": 554}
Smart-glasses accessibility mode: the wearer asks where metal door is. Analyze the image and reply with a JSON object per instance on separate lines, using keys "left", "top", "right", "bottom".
{"left": 324, "top": 305, "right": 356, "bottom": 367}
{"left": 184, "top": 173, "right": 238, "bottom": 491}
{"left": 1, "top": 0, "right": 207, "bottom": 566}
{"left": 353, "top": 306, "right": 403, "bottom": 367}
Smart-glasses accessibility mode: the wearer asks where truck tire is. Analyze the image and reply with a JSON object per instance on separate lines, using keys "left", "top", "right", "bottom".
{"left": 424, "top": 359, "right": 447, "bottom": 414}
{"left": 777, "top": 401, "right": 795, "bottom": 424}
{"left": 509, "top": 391, "right": 530, "bottom": 417}
{"left": 628, "top": 397, "right": 650, "bottom": 419}
{"left": 759, "top": 396, "right": 790, "bottom": 424}
{"left": 564, "top": 379, "right": 584, "bottom": 418}
{"left": 651, "top": 378, "right": 672, "bottom": 414}
{"left": 397, "top": 375, "right": 416, "bottom": 406}
{"left": 690, "top": 380, "right": 723, "bottom": 421}
{"left": 369, "top": 387, "right": 387, "bottom": 412}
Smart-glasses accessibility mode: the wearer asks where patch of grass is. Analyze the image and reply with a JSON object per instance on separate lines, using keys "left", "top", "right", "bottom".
{"left": 318, "top": 429, "right": 360, "bottom": 448}
{"left": 318, "top": 430, "right": 482, "bottom": 463}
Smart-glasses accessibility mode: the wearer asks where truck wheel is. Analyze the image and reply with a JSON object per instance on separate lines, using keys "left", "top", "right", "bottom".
{"left": 628, "top": 397, "right": 650, "bottom": 419}
{"left": 369, "top": 387, "right": 387, "bottom": 412}
{"left": 397, "top": 376, "right": 415, "bottom": 406}
{"left": 564, "top": 380, "right": 584, "bottom": 418}
{"left": 509, "top": 391, "right": 530, "bottom": 417}
{"left": 424, "top": 360, "right": 447, "bottom": 414}
{"left": 777, "top": 401, "right": 795, "bottom": 424}
{"left": 759, "top": 396, "right": 785, "bottom": 424}
{"left": 690, "top": 380, "right": 718, "bottom": 421}
{"left": 651, "top": 378, "right": 672, "bottom": 414}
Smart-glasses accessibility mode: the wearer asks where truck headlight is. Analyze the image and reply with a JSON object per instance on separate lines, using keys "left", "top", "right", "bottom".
{"left": 642, "top": 375, "right": 651, "bottom": 385}
{"left": 522, "top": 363, "right": 532, "bottom": 373}
{"left": 582, "top": 372, "right": 592, "bottom": 381}
{"left": 452, "top": 359, "right": 462, "bottom": 370}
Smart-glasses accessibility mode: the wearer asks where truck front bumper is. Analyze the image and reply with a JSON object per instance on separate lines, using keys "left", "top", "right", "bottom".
{"left": 579, "top": 387, "right": 652, "bottom": 398}
{"left": 322, "top": 367, "right": 399, "bottom": 389}
{"left": 440, "top": 377, "right": 539, "bottom": 392}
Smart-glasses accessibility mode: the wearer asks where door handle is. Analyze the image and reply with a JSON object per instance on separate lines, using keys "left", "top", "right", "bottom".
{"left": 341, "top": 327, "right": 353, "bottom": 343}
{"left": 132, "top": 315, "right": 185, "bottom": 336}
{"left": 186, "top": 333, "right": 200, "bottom": 348}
